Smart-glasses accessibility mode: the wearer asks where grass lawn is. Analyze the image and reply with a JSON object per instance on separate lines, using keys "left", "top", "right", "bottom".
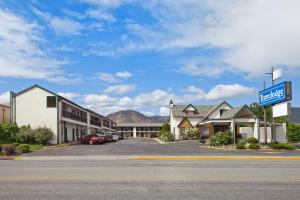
{"left": 28, "top": 144, "right": 44, "bottom": 151}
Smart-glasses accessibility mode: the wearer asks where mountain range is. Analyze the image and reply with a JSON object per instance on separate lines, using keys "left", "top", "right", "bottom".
{"left": 107, "top": 110, "right": 168, "bottom": 123}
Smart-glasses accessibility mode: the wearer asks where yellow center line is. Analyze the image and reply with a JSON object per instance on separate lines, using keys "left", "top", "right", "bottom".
{"left": 133, "top": 157, "right": 300, "bottom": 161}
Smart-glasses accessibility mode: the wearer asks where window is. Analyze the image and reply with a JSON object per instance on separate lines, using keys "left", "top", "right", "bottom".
{"left": 186, "top": 110, "right": 194, "bottom": 115}
{"left": 47, "top": 96, "right": 56, "bottom": 108}
{"left": 220, "top": 109, "right": 228, "bottom": 116}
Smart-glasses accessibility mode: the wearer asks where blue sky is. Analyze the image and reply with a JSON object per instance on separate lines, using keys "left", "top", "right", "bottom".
{"left": 0, "top": 0, "right": 300, "bottom": 116}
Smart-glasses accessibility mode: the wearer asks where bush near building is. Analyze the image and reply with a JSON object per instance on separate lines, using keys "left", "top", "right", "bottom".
{"left": 182, "top": 128, "right": 200, "bottom": 140}
{"left": 248, "top": 144, "right": 260, "bottom": 150}
{"left": 159, "top": 123, "right": 174, "bottom": 142}
{"left": 270, "top": 143, "right": 296, "bottom": 150}
{"left": 236, "top": 139, "right": 246, "bottom": 149}
{"left": 33, "top": 128, "right": 53, "bottom": 145}
{"left": 17, "top": 144, "right": 30, "bottom": 153}
{"left": 16, "top": 125, "right": 35, "bottom": 144}
{"left": 287, "top": 124, "right": 300, "bottom": 142}
{"left": 0, "top": 123, "right": 19, "bottom": 142}
{"left": 209, "top": 131, "right": 232, "bottom": 146}
{"left": 247, "top": 137, "right": 259, "bottom": 144}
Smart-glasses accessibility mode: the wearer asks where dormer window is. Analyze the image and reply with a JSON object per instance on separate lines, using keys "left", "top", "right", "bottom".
{"left": 186, "top": 110, "right": 194, "bottom": 115}
{"left": 220, "top": 109, "right": 228, "bottom": 116}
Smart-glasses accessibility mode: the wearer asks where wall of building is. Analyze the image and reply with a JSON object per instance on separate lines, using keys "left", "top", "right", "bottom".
{"left": 15, "top": 87, "right": 58, "bottom": 144}
{"left": 0, "top": 105, "right": 10, "bottom": 123}
{"left": 208, "top": 103, "right": 232, "bottom": 119}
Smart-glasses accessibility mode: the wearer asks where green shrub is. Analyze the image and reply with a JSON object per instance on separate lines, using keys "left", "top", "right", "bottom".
{"left": 182, "top": 128, "right": 200, "bottom": 140}
{"left": 17, "top": 144, "right": 30, "bottom": 153}
{"left": 0, "top": 123, "right": 19, "bottom": 140}
{"left": 249, "top": 144, "right": 260, "bottom": 150}
{"left": 160, "top": 131, "right": 174, "bottom": 142}
{"left": 2, "top": 144, "right": 16, "bottom": 156}
{"left": 236, "top": 139, "right": 246, "bottom": 149}
{"left": 270, "top": 143, "right": 296, "bottom": 150}
{"left": 13, "top": 142, "right": 20, "bottom": 147}
{"left": 16, "top": 125, "right": 35, "bottom": 144}
{"left": 247, "top": 137, "right": 259, "bottom": 144}
{"left": 33, "top": 128, "right": 53, "bottom": 145}
{"left": 210, "top": 131, "right": 232, "bottom": 146}
{"left": 287, "top": 124, "right": 300, "bottom": 142}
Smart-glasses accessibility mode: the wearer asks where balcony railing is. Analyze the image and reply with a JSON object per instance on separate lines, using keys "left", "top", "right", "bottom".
{"left": 90, "top": 120, "right": 101, "bottom": 127}
{"left": 62, "top": 110, "right": 87, "bottom": 123}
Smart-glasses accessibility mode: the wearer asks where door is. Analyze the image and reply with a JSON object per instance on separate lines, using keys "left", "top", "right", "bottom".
{"left": 64, "top": 127, "right": 67, "bottom": 142}
{"left": 72, "top": 129, "right": 75, "bottom": 141}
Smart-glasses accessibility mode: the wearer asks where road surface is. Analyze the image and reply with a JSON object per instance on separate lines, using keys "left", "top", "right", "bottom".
{"left": 1, "top": 158, "right": 300, "bottom": 200}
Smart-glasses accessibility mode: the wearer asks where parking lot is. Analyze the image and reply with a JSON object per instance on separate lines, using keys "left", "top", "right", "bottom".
{"left": 24, "top": 138, "right": 300, "bottom": 156}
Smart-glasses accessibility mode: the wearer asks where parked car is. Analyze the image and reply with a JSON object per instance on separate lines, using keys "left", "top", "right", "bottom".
{"left": 96, "top": 132, "right": 113, "bottom": 142}
{"left": 112, "top": 133, "right": 120, "bottom": 141}
{"left": 80, "top": 133, "right": 106, "bottom": 145}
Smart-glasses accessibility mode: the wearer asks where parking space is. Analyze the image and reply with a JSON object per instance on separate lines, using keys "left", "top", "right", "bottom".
{"left": 24, "top": 138, "right": 300, "bottom": 157}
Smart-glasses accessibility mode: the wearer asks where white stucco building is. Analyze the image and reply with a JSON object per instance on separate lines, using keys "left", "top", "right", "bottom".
{"left": 169, "top": 100, "right": 261, "bottom": 142}
{"left": 10, "top": 85, "right": 116, "bottom": 144}
{"left": 116, "top": 123, "right": 163, "bottom": 138}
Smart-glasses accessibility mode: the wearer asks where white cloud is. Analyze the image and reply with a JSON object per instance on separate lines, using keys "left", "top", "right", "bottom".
{"left": 0, "top": 9, "right": 79, "bottom": 84}
{"left": 96, "top": 72, "right": 120, "bottom": 83}
{"left": 58, "top": 92, "right": 80, "bottom": 101}
{"left": 88, "top": 0, "right": 300, "bottom": 76}
{"left": 86, "top": 8, "right": 116, "bottom": 22}
{"left": 159, "top": 106, "right": 169, "bottom": 116}
{"left": 0, "top": 91, "right": 10, "bottom": 105}
{"left": 32, "top": 7, "right": 83, "bottom": 35}
{"left": 95, "top": 71, "right": 133, "bottom": 83}
{"left": 79, "top": 83, "right": 255, "bottom": 115}
{"left": 115, "top": 71, "right": 132, "bottom": 79}
{"left": 79, "top": 0, "right": 122, "bottom": 8}
{"left": 103, "top": 84, "right": 136, "bottom": 94}
{"left": 206, "top": 84, "right": 255, "bottom": 100}
{"left": 50, "top": 17, "right": 83, "bottom": 35}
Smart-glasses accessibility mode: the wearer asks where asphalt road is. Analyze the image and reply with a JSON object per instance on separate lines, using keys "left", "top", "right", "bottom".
{"left": 25, "top": 138, "right": 300, "bottom": 156}
{"left": 1, "top": 159, "right": 300, "bottom": 200}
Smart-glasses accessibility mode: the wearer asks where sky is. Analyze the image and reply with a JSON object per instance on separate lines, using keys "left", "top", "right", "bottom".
{"left": 0, "top": 0, "right": 300, "bottom": 116}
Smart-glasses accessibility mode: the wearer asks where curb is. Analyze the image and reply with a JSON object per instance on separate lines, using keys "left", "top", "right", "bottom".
{"left": 0, "top": 156, "right": 23, "bottom": 161}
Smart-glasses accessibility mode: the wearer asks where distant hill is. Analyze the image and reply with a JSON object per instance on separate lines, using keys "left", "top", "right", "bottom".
{"left": 107, "top": 110, "right": 168, "bottom": 123}
{"left": 289, "top": 107, "right": 300, "bottom": 124}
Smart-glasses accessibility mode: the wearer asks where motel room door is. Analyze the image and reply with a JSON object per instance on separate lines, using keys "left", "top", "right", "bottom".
{"left": 64, "top": 127, "right": 67, "bottom": 142}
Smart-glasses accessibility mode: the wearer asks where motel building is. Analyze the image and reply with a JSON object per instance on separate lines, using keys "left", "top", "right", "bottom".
{"left": 0, "top": 104, "right": 10, "bottom": 123}
{"left": 117, "top": 123, "right": 163, "bottom": 138}
{"left": 170, "top": 100, "right": 259, "bottom": 142}
{"left": 10, "top": 85, "right": 116, "bottom": 144}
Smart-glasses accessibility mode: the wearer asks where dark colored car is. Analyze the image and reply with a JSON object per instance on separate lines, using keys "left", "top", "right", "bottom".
{"left": 80, "top": 133, "right": 106, "bottom": 145}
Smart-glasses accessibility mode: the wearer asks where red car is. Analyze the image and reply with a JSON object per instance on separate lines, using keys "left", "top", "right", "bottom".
{"left": 80, "top": 133, "right": 106, "bottom": 145}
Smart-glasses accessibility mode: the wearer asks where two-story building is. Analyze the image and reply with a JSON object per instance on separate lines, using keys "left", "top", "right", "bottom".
{"left": 0, "top": 104, "right": 10, "bottom": 123}
{"left": 169, "top": 100, "right": 260, "bottom": 142}
{"left": 116, "top": 123, "right": 163, "bottom": 138}
{"left": 10, "top": 85, "right": 116, "bottom": 144}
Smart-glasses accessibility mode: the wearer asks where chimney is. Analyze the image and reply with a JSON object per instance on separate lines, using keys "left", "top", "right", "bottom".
{"left": 169, "top": 100, "right": 174, "bottom": 108}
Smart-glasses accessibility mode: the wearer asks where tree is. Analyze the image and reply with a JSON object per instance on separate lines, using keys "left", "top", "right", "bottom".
{"left": 249, "top": 102, "right": 272, "bottom": 121}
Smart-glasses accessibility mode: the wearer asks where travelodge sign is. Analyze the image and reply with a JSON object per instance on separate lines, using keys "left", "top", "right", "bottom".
{"left": 259, "top": 81, "right": 292, "bottom": 107}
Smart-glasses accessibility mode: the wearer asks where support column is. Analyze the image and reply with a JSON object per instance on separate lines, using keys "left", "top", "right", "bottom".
{"left": 231, "top": 119, "right": 236, "bottom": 144}
{"left": 133, "top": 127, "right": 137, "bottom": 138}
{"left": 87, "top": 113, "right": 91, "bottom": 135}
{"left": 254, "top": 118, "right": 260, "bottom": 142}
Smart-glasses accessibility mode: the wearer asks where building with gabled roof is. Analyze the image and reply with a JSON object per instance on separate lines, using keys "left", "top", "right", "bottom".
{"left": 169, "top": 100, "right": 260, "bottom": 142}
{"left": 10, "top": 85, "right": 116, "bottom": 144}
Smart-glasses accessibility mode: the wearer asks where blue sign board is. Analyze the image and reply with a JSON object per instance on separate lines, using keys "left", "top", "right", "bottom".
{"left": 259, "top": 81, "right": 292, "bottom": 106}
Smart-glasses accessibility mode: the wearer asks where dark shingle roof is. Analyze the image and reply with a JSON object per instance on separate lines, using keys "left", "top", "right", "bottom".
{"left": 171, "top": 105, "right": 216, "bottom": 118}
{"left": 218, "top": 106, "right": 244, "bottom": 119}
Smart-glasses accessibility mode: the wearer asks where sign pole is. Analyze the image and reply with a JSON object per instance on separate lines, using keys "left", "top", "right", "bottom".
{"left": 271, "top": 67, "right": 276, "bottom": 143}
{"left": 263, "top": 81, "right": 267, "bottom": 144}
